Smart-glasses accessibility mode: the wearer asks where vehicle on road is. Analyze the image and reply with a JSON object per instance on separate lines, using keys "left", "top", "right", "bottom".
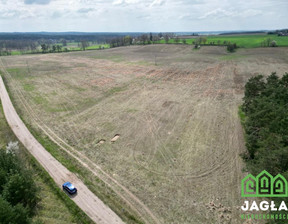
{"left": 62, "top": 182, "right": 77, "bottom": 195}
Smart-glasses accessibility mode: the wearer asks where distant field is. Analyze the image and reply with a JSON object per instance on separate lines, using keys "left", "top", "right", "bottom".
{"left": 65, "top": 42, "right": 110, "bottom": 50}
{"left": 161, "top": 34, "right": 288, "bottom": 48}
{"left": 9, "top": 43, "right": 110, "bottom": 55}
{"left": 2, "top": 45, "right": 288, "bottom": 223}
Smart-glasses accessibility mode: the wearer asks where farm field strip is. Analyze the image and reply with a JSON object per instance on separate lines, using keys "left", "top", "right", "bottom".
{"left": 2, "top": 45, "right": 288, "bottom": 223}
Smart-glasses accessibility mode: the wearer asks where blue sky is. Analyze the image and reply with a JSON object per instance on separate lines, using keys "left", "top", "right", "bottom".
{"left": 0, "top": 0, "right": 287, "bottom": 32}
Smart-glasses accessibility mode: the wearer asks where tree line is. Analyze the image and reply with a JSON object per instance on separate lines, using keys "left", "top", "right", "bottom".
{"left": 241, "top": 72, "right": 288, "bottom": 223}
{"left": 0, "top": 32, "right": 138, "bottom": 55}
{"left": 242, "top": 72, "right": 288, "bottom": 174}
{"left": 0, "top": 143, "right": 38, "bottom": 224}
{"left": 108, "top": 34, "right": 240, "bottom": 53}
{"left": 109, "top": 32, "right": 175, "bottom": 47}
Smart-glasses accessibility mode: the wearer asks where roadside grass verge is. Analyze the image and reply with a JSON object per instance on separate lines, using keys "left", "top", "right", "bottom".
{"left": 0, "top": 97, "right": 89, "bottom": 224}
{"left": 27, "top": 149, "right": 93, "bottom": 224}
{"left": 2, "top": 74, "right": 144, "bottom": 224}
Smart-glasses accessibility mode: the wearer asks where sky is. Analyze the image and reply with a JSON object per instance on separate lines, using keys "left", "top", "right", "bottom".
{"left": 0, "top": 0, "right": 287, "bottom": 32}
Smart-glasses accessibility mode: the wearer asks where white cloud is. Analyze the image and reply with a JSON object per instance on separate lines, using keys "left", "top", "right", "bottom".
{"left": 150, "top": 0, "right": 165, "bottom": 7}
{"left": 77, "top": 8, "right": 95, "bottom": 13}
{"left": 0, "top": 9, "right": 18, "bottom": 19}
{"left": 198, "top": 8, "right": 233, "bottom": 19}
{"left": 239, "top": 9, "right": 262, "bottom": 17}
{"left": 0, "top": 0, "right": 286, "bottom": 32}
{"left": 112, "top": 0, "right": 139, "bottom": 5}
{"left": 0, "top": 7, "right": 40, "bottom": 19}
{"left": 112, "top": 0, "right": 123, "bottom": 5}
{"left": 24, "top": 0, "right": 51, "bottom": 5}
{"left": 198, "top": 7, "right": 262, "bottom": 20}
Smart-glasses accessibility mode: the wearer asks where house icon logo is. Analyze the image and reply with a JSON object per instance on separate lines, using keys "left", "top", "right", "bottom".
{"left": 241, "top": 170, "right": 288, "bottom": 197}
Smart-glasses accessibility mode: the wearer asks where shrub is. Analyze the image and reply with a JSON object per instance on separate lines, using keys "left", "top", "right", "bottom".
{"left": 270, "top": 40, "right": 277, "bottom": 47}
{"left": 227, "top": 43, "right": 237, "bottom": 52}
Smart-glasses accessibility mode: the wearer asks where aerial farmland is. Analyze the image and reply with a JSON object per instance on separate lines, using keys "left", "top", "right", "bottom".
{"left": 1, "top": 44, "right": 287, "bottom": 223}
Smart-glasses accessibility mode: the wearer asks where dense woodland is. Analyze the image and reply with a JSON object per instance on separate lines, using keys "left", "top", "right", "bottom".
{"left": 242, "top": 72, "right": 288, "bottom": 223}
{"left": 0, "top": 145, "right": 38, "bottom": 224}
{"left": 242, "top": 72, "right": 288, "bottom": 175}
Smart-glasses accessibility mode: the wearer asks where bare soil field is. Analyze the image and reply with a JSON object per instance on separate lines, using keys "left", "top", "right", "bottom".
{"left": 1, "top": 45, "right": 288, "bottom": 223}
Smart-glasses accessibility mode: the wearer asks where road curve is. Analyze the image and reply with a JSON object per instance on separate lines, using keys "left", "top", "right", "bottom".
{"left": 0, "top": 75, "right": 124, "bottom": 224}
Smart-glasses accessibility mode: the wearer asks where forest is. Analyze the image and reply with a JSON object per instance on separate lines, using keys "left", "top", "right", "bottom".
{"left": 242, "top": 72, "right": 288, "bottom": 223}
{"left": 242, "top": 72, "right": 288, "bottom": 175}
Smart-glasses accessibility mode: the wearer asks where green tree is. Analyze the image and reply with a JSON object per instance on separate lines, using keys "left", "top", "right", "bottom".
{"left": 242, "top": 75, "right": 265, "bottom": 113}
{"left": 124, "top": 36, "right": 132, "bottom": 46}
{"left": 52, "top": 45, "right": 57, "bottom": 52}
{"left": 202, "top": 37, "right": 207, "bottom": 45}
{"left": 80, "top": 40, "right": 89, "bottom": 50}
{"left": 41, "top": 44, "right": 47, "bottom": 53}
{"left": 227, "top": 43, "right": 237, "bottom": 52}
{"left": 2, "top": 172, "right": 38, "bottom": 212}
{"left": 56, "top": 45, "right": 62, "bottom": 52}
{"left": 164, "top": 34, "right": 169, "bottom": 44}
{"left": 266, "top": 37, "right": 272, "bottom": 47}
{"left": 270, "top": 40, "right": 277, "bottom": 47}
{"left": 61, "top": 39, "right": 67, "bottom": 46}
{"left": 242, "top": 72, "right": 288, "bottom": 174}
{"left": 0, "top": 149, "right": 38, "bottom": 217}
{"left": 174, "top": 36, "right": 180, "bottom": 44}
{"left": 13, "top": 203, "right": 30, "bottom": 224}
{"left": 0, "top": 149, "right": 20, "bottom": 178}
{"left": 0, "top": 197, "right": 15, "bottom": 224}
{"left": 0, "top": 197, "right": 30, "bottom": 224}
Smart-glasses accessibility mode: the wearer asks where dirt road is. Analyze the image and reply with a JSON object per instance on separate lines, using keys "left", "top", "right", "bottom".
{"left": 0, "top": 75, "right": 124, "bottom": 224}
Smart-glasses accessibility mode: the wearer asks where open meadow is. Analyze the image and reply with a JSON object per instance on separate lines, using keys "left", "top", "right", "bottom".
{"left": 1, "top": 45, "right": 288, "bottom": 223}
{"left": 164, "top": 34, "right": 288, "bottom": 48}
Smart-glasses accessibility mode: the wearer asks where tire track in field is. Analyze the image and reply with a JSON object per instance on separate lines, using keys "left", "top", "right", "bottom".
{"left": 133, "top": 62, "right": 235, "bottom": 178}
{"left": 0, "top": 58, "right": 161, "bottom": 224}
{"left": 0, "top": 63, "right": 124, "bottom": 224}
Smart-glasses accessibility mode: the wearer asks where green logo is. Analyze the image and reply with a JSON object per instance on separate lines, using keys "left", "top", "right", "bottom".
{"left": 241, "top": 170, "right": 288, "bottom": 197}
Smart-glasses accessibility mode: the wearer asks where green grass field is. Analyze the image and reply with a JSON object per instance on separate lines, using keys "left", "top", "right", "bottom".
{"left": 160, "top": 34, "right": 288, "bottom": 48}
{"left": 64, "top": 42, "right": 110, "bottom": 50}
